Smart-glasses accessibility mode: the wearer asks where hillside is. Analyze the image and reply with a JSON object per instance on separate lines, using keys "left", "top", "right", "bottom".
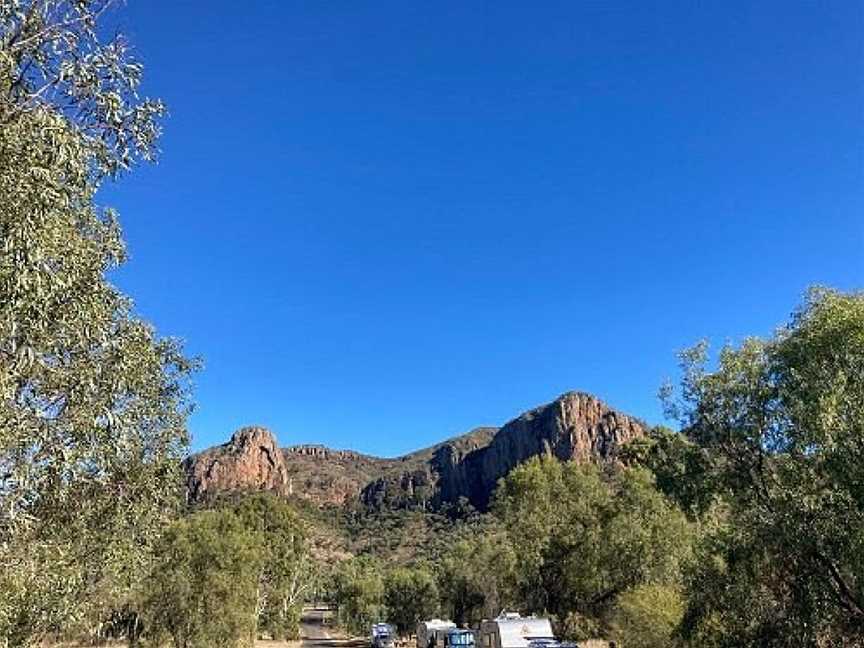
{"left": 184, "top": 391, "right": 646, "bottom": 511}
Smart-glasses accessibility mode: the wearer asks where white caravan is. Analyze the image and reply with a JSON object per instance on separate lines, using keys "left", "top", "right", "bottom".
{"left": 417, "top": 620, "right": 457, "bottom": 648}
{"left": 478, "top": 614, "right": 555, "bottom": 648}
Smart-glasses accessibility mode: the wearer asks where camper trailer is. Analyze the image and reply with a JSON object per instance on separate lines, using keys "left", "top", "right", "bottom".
{"left": 416, "top": 620, "right": 457, "bottom": 648}
{"left": 478, "top": 614, "right": 555, "bottom": 648}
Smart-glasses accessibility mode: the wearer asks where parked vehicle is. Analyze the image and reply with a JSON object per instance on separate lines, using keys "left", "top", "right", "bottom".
{"left": 478, "top": 613, "right": 555, "bottom": 648}
{"left": 444, "top": 629, "right": 476, "bottom": 648}
{"left": 373, "top": 623, "right": 397, "bottom": 648}
{"left": 417, "top": 619, "right": 457, "bottom": 648}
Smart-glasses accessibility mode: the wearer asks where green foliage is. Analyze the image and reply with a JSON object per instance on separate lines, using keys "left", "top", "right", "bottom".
{"left": 663, "top": 287, "right": 864, "bottom": 645}
{"left": 344, "top": 505, "right": 480, "bottom": 566}
{"left": 0, "top": 0, "right": 166, "bottom": 177}
{"left": 233, "top": 493, "right": 316, "bottom": 640}
{"left": 621, "top": 426, "right": 717, "bottom": 516}
{"left": 142, "top": 509, "right": 261, "bottom": 648}
{"left": 609, "top": 584, "right": 684, "bottom": 648}
{"left": 493, "top": 457, "right": 693, "bottom": 639}
{"left": 333, "top": 556, "right": 387, "bottom": 636}
{"left": 141, "top": 495, "right": 314, "bottom": 647}
{"left": 0, "top": 2, "right": 192, "bottom": 644}
{"left": 437, "top": 528, "right": 517, "bottom": 627}
{"left": 385, "top": 567, "right": 439, "bottom": 635}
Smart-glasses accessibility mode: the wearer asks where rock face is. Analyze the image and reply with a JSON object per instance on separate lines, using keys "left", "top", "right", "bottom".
{"left": 359, "top": 392, "right": 646, "bottom": 511}
{"left": 358, "top": 426, "right": 497, "bottom": 510}
{"left": 184, "top": 426, "right": 290, "bottom": 502}
{"left": 185, "top": 392, "right": 646, "bottom": 511}
{"left": 462, "top": 391, "right": 646, "bottom": 508}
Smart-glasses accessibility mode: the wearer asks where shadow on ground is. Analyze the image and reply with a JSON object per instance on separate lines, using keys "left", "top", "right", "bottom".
{"left": 301, "top": 607, "right": 368, "bottom": 648}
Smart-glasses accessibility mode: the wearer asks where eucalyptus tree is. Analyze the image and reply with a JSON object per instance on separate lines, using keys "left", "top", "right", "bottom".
{"left": 663, "top": 288, "right": 864, "bottom": 645}
{"left": 143, "top": 510, "right": 262, "bottom": 648}
{"left": 0, "top": 2, "right": 194, "bottom": 644}
{"left": 234, "top": 494, "right": 317, "bottom": 641}
{"left": 385, "top": 567, "right": 439, "bottom": 636}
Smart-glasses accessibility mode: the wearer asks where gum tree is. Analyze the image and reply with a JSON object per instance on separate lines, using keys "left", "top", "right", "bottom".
{"left": 664, "top": 288, "right": 864, "bottom": 645}
{"left": 0, "top": 2, "right": 195, "bottom": 644}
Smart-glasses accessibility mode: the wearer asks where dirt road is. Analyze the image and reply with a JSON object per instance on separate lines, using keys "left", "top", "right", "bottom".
{"left": 297, "top": 608, "right": 366, "bottom": 648}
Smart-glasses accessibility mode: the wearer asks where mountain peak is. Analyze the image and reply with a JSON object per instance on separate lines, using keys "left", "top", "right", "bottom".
{"left": 185, "top": 425, "right": 289, "bottom": 502}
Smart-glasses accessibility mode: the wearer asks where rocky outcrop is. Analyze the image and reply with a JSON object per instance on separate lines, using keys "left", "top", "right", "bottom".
{"left": 184, "top": 426, "right": 290, "bottom": 502}
{"left": 359, "top": 392, "right": 646, "bottom": 511}
{"left": 358, "top": 427, "right": 498, "bottom": 510}
{"left": 460, "top": 391, "right": 646, "bottom": 508}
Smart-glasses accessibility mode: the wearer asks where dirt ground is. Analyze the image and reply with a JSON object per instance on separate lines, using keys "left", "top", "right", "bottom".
{"left": 46, "top": 607, "right": 362, "bottom": 648}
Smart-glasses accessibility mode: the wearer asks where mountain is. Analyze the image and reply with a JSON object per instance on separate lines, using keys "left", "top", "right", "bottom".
{"left": 184, "top": 391, "right": 647, "bottom": 511}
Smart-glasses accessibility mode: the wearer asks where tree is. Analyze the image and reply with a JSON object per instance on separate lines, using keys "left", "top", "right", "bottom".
{"left": 609, "top": 584, "right": 684, "bottom": 648}
{"left": 385, "top": 567, "right": 439, "bottom": 636}
{"left": 0, "top": 0, "right": 165, "bottom": 176}
{"left": 663, "top": 287, "right": 864, "bottom": 645}
{"left": 333, "top": 557, "right": 387, "bottom": 636}
{"left": 437, "top": 528, "right": 517, "bottom": 627}
{"left": 142, "top": 509, "right": 262, "bottom": 648}
{"left": 234, "top": 493, "right": 316, "bottom": 640}
{"left": 0, "top": 2, "right": 192, "bottom": 644}
{"left": 621, "top": 425, "right": 718, "bottom": 517}
{"left": 493, "top": 457, "right": 693, "bottom": 640}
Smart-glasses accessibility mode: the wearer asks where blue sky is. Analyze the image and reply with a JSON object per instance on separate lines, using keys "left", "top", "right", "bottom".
{"left": 104, "top": 1, "right": 863, "bottom": 456}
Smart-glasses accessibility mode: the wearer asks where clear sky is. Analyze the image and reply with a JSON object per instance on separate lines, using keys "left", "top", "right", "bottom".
{"left": 103, "top": 1, "right": 863, "bottom": 456}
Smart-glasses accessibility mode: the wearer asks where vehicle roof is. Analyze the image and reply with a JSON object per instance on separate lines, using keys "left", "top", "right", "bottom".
{"left": 484, "top": 617, "right": 554, "bottom": 648}
{"left": 421, "top": 620, "right": 457, "bottom": 629}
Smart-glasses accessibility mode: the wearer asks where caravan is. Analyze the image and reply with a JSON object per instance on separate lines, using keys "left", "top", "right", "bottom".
{"left": 416, "top": 620, "right": 457, "bottom": 648}
{"left": 478, "top": 614, "right": 555, "bottom": 648}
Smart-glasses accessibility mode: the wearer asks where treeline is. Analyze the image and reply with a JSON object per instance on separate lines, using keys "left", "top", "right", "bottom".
{"left": 330, "top": 289, "right": 864, "bottom": 647}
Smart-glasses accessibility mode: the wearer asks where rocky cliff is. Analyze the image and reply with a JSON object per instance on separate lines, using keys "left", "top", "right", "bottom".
{"left": 360, "top": 392, "right": 646, "bottom": 510}
{"left": 184, "top": 426, "right": 291, "bottom": 502}
{"left": 185, "top": 392, "right": 646, "bottom": 510}
{"left": 462, "top": 391, "right": 646, "bottom": 508}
